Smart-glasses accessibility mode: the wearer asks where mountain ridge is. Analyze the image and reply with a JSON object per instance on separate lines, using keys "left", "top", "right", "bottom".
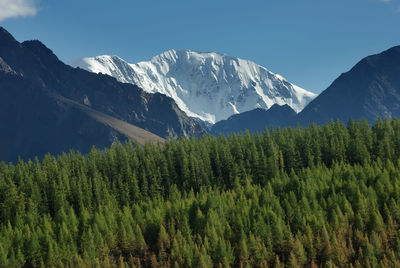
{"left": 212, "top": 104, "right": 297, "bottom": 135}
{"left": 298, "top": 44, "right": 400, "bottom": 125}
{"left": 69, "top": 49, "right": 317, "bottom": 124}
{"left": 0, "top": 27, "right": 206, "bottom": 162}
{"left": 211, "top": 44, "right": 400, "bottom": 135}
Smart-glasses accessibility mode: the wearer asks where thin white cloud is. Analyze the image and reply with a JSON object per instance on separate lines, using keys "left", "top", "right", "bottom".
{"left": 0, "top": 0, "right": 38, "bottom": 22}
{"left": 380, "top": 0, "right": 392, "bottom": 2}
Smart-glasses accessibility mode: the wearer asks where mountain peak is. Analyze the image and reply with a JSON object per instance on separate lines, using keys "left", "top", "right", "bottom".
{"left": 157, "top": 49, "right": 226, "bottom": 57}
{"left": 268, "top": 103, "right": 295, "bottom": 113}
{"left": 0, "top": 26, "right": 14, "bottom": 39}
{"left": 0, "top": 27, "right": 19, "bottom": 47}
{"left": 23, "top": 40, "right": 55, "bottom": 54}
{"left": 19, "top": 40, "right": 62, "bottom": 69}
{"left": 298, "top": 44, "right": 400, "bottom": 125}
{"left": 70, "top": 50, "right": 317, "bottom": 124}
{"left": 152, "top": 49, "right": 236, "bottom": 65}
{"left": 212, "top": 102, "right": 297, "bottom": 135}
{"left": 94, "top": 54, "right": 124, "bottom": 61}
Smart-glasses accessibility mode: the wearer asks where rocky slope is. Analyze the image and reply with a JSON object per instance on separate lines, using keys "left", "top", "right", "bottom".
{"left": 298, "top": 45, "right": 400, "bottom": 125}
{"left": 213, "top": 45, "right": 400, "bottom": 134}
{"left": 70, "top": 50, "right": 316, "bottom": 124}
{"left": 0, "top": 27, "right": 206, "bottom": 162}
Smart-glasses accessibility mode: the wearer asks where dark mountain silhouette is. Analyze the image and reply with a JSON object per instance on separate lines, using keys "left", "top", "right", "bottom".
{"left": 0, "top": 27, "right": 206, "bottom": 162}
{"left": 212, "top": 45, "right": 400, "bottom": 135}
{"left": 298, "top": 45, "right": 400, "bottom": 125}
{"left": 212, "top": 104, "right": 296, "bottom": 135}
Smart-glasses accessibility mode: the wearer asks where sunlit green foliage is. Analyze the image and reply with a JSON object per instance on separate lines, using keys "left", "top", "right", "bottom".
{"left": 1, "top": 118, "right": 400, "bottom": 267}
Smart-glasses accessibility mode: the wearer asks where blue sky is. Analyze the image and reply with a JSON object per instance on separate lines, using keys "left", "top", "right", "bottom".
{"left": 1, "top": 0, "right": 400, "bottom": 93}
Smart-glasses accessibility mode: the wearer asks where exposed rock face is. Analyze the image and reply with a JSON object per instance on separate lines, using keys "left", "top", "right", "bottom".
{"left": 0, "top": 27, "right": 207, "bottom": 162}
{"left": 70, "top": 50, "right": 316, "bottom": 124}
{"left": 212, "top": 45, "right": 400, "bottom": 135}
{"left": 298, "top": 45, "right": 400, "bottom": 125}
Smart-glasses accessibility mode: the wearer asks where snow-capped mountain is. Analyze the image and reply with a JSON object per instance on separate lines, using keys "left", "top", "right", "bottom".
{"left": 69, "top": 50, "right": 317, "bottom": 124}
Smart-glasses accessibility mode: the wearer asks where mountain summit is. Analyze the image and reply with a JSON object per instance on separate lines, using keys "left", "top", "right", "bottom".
{"left": 70, "top": 50, "right": 316, "bottom": 124}
{"left": 0, "top": 27, "right": 206, "bottom": 162}
{"left": 210, "top": 45, "right": 400, "bottom": 135}
{"left": 298, "top": 45, "right": 400, "bottom": 125}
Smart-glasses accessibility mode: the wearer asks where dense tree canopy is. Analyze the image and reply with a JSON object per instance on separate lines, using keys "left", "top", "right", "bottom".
{"left": 1, "top": 118, "right": 400, "bottom": 267}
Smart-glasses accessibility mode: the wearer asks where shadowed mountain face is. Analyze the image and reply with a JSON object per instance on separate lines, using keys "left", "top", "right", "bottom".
{"left": 298, "top": 45, "right": 400, "bottom": 125}
{"left": 211, "top": 104, "right": 296, "bottom": 135}
{"left": 0, "top": 71, "right": 127, "bottom": 162}
{"left": 0, "top": 27, "right": 206, "bottom": 162}
{"left": 212, "top": 45, "right": 400, "bottom": 135}
{"left": 70, "top": 50, "right": 316, "bottom": 124}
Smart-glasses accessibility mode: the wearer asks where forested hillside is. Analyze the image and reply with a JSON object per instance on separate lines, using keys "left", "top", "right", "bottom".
{"left": 1, "top": 119, "right": 400, "bottom": 267}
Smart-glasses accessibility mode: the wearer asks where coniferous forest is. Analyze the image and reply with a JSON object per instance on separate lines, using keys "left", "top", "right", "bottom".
{"left": 2, "top": 119, "right": 400, "bottom": 267}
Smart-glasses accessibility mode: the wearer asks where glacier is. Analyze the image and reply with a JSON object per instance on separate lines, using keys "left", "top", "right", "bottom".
{"left": 69, "top": 50, "right": 317, "bottom": 124}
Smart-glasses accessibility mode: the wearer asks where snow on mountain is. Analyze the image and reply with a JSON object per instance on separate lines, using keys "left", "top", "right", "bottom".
{"left": 69, "top": 50, "right": 317, "bottom": 124}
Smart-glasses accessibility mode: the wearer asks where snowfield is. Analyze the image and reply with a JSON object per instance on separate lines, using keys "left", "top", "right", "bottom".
{"left": 69, "top": 50, "right": 317, "bottom": 124}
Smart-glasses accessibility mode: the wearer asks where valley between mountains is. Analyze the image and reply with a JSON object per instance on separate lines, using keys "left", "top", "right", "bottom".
{"left": 2, "top": 24, "right": 400, "bottom": 267}
{"left": 2, "top": 23, "right": 400, "bottom": 160}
